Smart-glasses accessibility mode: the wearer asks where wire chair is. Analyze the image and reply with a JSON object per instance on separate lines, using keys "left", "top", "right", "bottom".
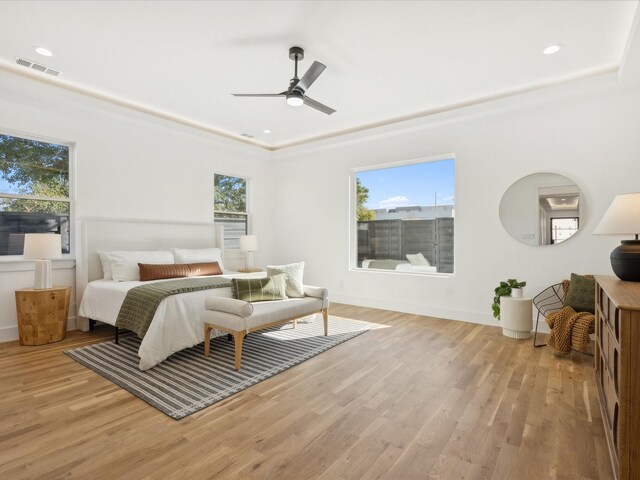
{"left": 532, "top": 283, "right": 565, "bottom": 348}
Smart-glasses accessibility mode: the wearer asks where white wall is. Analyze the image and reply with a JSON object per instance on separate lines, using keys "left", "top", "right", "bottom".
{"left": 0, "top": 71, "right": 271, "bottom": 341}
{"left": 2, "top": 68, "right": 639, "bottom": 342}
{"left": 267, "top": 81, "right": 640, "bottom": 328}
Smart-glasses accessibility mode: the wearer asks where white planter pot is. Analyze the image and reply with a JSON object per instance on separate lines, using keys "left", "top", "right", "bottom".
{"left": 511, "top": 288, "right": 523, "bottom": 298}
{"left": 500, "top": 295, "right": 532, "bottom": 339}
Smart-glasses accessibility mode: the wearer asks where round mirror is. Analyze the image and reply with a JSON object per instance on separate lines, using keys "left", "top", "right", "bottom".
{"left": 499, "top": 172, "right": 582, "bottom": 246}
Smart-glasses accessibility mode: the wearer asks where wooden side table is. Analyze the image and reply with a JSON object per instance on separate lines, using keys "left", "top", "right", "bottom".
{"left": 15, "top": 286, "right": 71, "bottom": 346}
{"left": 237, "top": 268, "right": 263, "bottom": 273}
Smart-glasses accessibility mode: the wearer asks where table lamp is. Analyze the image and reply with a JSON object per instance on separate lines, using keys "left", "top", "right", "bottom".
{"left": 593, "top": 193, "right": 640, "bottom": 282}
{"left": 23, "top": 233, "right": 62, "bottom": 289}
{"left": 239, "top": 235, "right": 258, "bottom": 271}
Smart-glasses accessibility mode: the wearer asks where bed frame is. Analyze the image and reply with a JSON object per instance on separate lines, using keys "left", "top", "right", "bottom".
{"left": 76, "top": 219, "right": 230, "bottom": 332}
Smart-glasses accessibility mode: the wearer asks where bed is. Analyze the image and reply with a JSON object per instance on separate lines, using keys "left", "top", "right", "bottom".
{"left": 76, "top": 219, "right": 246, "bottom": 370}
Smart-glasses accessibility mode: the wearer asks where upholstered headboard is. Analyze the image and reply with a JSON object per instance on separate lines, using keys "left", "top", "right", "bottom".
{"left": 75, "top": 219, "right": 224, "bottom": 330}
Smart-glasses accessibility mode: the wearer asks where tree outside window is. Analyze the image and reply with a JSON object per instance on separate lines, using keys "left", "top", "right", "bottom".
{"left": 0, "top": 134, "right": 71, "bottom": 255}
{"left": 214, "top": 174, "right": 248, "bottom": 249}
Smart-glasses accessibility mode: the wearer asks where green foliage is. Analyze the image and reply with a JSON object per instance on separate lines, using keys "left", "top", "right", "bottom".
{"left": 2, "top": 178, "right": 70, "bottom": 213}
{"left": 491, "top": 278, "right": 527, "bottom": 320}
{"left": 214, "top": 174, "right": 246, "bottom": 213}
{"left": 0, "top": 134, "right": 69, "bottom": 195}
{"left": 356, "top": 178, "right": 375, "bottom": 221}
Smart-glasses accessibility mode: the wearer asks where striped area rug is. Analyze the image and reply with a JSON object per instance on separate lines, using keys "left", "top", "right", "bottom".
{"left": 65, "top": 316, "right": 377, "bottom": 420}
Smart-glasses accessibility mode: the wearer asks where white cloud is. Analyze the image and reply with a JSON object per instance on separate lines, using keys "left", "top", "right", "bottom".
{"left": 378, "top": 196, "right": 410, "bottom": 208}
{"left": 437, "top": 194, "right": 455, "bottom": 204}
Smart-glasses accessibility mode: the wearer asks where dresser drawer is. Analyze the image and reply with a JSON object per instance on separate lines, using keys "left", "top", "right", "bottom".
{"left": 600, "top": 286, "right": 621, "bottom": 342}
{"left": 602, "top": 366, "right": 620, "bottom": 455}
{"left": 606, "top": 327, "right": 620, "bottom": 395}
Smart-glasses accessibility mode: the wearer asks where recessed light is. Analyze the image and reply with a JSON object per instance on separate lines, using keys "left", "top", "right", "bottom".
{"left": 34, "top": 46, "right": 53, "bottom": 57}
{"left": 543, "top": 44, "right": 562, "bottom": 55}
{"left": 262, "top": 129, "right": 272, "bottom": 134}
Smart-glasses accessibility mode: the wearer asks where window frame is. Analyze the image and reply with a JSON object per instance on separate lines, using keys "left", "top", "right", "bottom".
{"left": 0, "top": 129, "right": 75, "bottom": 261}
{"left": 213, "top": 171, "right": 251, "bottom": 249}
{"left": 350, "top": 153, "right": 455, "bottom": 276}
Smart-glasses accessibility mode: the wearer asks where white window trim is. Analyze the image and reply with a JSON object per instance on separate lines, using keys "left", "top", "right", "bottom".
{"left": 349, "top": 153, "right": 455, "bottom": 276}
{"left": 0, "top": 128, "right": 76, "bottom": 262}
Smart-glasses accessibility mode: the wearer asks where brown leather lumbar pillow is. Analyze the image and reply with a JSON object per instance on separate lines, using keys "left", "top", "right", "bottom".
{"left": 138, "top": 262, "right": 223, "bottom": 281}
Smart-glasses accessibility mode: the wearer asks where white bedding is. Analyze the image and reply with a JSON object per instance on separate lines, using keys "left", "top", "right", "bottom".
{"left": 79, "top": 276, "right": 237, "bottom": 370}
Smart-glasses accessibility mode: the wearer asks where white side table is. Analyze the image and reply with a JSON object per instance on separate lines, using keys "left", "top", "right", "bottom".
{"left": 500, "top": 296, "right": 533, "bottom": 339}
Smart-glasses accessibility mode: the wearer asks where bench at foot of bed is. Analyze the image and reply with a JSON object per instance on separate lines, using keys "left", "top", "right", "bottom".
{"left": 203, "top": 286, "right": 329, "bottom": 370}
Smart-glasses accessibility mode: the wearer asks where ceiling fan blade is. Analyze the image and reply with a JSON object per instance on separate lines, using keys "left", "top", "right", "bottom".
{"left": 294, "top": 61, "right": 326, "bottom": 94}
{"left": 232, "top": 93, "right": 286, "bottom": 97}
{"left": 303, "top": 96, "right": 336, "bottom": 115}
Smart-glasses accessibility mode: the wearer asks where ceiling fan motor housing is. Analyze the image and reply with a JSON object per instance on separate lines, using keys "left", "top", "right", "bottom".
{"left": 289, "top": 46, "right": 304, "bottom": 61}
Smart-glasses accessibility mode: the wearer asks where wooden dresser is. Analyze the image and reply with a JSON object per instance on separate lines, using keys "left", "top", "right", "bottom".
{"left": 594, "top": 276, "right": 640, "bottom": 480}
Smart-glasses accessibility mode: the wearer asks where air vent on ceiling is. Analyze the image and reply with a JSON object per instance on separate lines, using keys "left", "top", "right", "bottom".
{"left": 15, "top": 57, "right": 62, "bottom": 77}
{"left": 240, "top": 133, "right": 255, "bottom": 139}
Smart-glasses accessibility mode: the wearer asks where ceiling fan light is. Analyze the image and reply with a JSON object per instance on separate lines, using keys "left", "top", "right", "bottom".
{"left": 286, "top": 95, "right": 304, "bottom": 107}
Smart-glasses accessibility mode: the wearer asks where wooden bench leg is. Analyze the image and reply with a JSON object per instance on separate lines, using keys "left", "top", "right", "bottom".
{"left": 322, "top": 308, "right": 328, "bottom": 336}
{"left": 233, "top": 331, "right": 246, "bottom": 370}
{"left": 204, "top": 324, "right": 212, "bottom": 357}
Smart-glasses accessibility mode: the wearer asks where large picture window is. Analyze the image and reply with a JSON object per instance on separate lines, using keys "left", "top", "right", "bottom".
{"left": 0, "top": 133, "right": 71, "bottom": 256}
{"left": 214, "top": 173, "right": 248, "bottom": 249}
{"left": 354, "top": 157, "right": 455, "bottom": 274}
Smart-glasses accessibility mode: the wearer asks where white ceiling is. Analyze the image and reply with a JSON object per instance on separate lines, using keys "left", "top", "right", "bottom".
{"left": 0, "top": 1, "right": 638, "bottom": 150}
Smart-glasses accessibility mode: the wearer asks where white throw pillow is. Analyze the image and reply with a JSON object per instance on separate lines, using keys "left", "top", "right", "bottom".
{"left": 97, "top": 251, "right": 113, "bottom": 280}
{"left": 406, "top": 253, "right": 431, "bottom": 266}
{"left": 171, "top": 247, "right": 225, "bottom": 272}
{"left": 266, "top": 262, "right": 305, "bottom": 298}
{"left": 107, "top": 250, "right": 174, "bottom": 282}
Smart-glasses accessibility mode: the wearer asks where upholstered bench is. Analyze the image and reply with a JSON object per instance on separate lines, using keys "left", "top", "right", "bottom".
{"left": 203, "top": 286, "right": 329, "bottom": 369}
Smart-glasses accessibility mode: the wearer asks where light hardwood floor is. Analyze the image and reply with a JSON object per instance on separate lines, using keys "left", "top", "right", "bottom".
{"left": 0, "top": 304, "right": 612, "bottom": 480}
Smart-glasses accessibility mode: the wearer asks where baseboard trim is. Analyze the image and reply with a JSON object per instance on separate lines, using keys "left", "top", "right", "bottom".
{"left": 330, "top": 293, "right": 498, "bottom": 326}
{"left": 0, "top": 316, "right": 77, "bottom": 343}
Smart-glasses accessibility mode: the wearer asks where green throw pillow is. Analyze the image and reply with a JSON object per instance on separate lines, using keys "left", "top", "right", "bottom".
{"left": 231, "top": 274, "right": 287, "bottom": 302}
{"left": 563, "top": 273, "right": 595, "bottom": 313}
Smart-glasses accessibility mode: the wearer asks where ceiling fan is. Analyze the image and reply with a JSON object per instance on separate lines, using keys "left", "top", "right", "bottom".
{"left": 232, "top": 46, "right": 336, "bottom": 115}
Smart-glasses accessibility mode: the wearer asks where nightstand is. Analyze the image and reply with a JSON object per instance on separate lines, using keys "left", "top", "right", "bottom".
{"left": 237, "top": 268, "right": 263, "bottom": 273}
{"left": 15, "top": 286, "right": 71, "bottom": 346}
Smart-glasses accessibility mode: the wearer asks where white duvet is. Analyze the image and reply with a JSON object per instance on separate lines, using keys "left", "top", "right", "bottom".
{"left": 78, "top": 276, "right": 235, "bottom": 370}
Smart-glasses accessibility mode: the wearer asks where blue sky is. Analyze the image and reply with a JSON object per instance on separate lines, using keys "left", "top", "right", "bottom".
{"left": 357, "top": 158, "right": 455, "bottom": 209}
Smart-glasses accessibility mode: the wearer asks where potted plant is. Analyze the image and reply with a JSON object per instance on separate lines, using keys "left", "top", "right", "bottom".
{"left": 491, "top": 279, "right": 526, "bottom": 320}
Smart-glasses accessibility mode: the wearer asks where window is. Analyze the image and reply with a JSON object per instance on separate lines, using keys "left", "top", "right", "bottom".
{"left": 0, "top": 133, "right": 71, "bottom": 256}
{"left": 214, "top": 174, "right": 247, "bottom": 249}
{"left": 354, "top": 157, "right": 455, "bottom": 274}
{"left": 550, "top": 217, "right": 579, "bottom": 244}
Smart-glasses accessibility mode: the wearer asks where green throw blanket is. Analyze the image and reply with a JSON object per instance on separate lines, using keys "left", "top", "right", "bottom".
{"left": 115, "top": 277, "right": 231, "bottom": 339}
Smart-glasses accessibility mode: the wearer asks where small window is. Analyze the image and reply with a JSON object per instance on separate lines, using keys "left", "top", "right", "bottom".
{"left": 0, "top": 134, "right": 71, "bottom": 256}
{"left": 214, "top": 174, "right": 247, "bottom": 249}
{"left": 354, "top": 157, "right": 455, "bottom": 274}
{"left": 550, "top": 217, "right": 579, "bottom": 244}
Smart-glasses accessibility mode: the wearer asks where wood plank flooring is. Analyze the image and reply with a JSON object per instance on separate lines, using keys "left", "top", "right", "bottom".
{"left": 0, "top": 304, "right": 613, "bottom": 479}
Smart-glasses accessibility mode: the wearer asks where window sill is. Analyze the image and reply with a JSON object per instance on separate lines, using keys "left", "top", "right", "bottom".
{"left": 0, "top": 257, "right": 76, "bottom": 273}
{"left": 350, "top": 267, "right": 454, "bottom": 278}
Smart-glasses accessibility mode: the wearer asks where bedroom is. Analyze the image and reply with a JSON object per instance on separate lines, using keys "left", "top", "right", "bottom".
{"left": 1, "top": 1, "right": 640, "bottom": 479}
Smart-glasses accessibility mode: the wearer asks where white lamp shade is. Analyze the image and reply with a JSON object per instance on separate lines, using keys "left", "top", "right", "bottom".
{"left": 594, "top": 193, "right": 640, "bottom": 235}
{"left": 23, "top": 234, "right": 62, "bottom": 259}
{"left": 239, "top": 235, "right": 258, "bottom": 252}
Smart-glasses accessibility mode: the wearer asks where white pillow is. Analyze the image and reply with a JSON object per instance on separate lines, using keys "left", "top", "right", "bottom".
{"left": 266, "top": 262, "right": 305, "bottom": 298}
{"left": 171, "top": 247, "right": 225, "bottom": 272}
{"left": 406, "top": 253, "right": 431, "bottom": 266}
{"left": 97, "top": 251, "right": 113, "bottom": 280}
{"left": 106, "top": 250, "right": 174, "bottom": 282}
